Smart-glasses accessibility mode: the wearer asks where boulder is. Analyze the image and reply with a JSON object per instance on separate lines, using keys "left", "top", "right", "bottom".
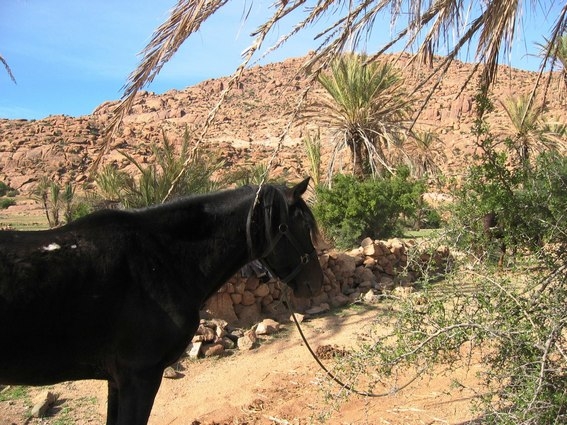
{"left": 238, "top": 329, "right": 258, "bottom": 351}
{"left": 256, "top": 319, "right": 281, "bottom": 335}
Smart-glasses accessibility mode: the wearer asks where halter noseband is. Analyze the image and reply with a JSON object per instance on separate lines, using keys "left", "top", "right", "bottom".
{"left": 245, "top": 188, "right": 317, "bottom": 284}
{"left": 258, "top": 223, "right": 318, "bottom": 284}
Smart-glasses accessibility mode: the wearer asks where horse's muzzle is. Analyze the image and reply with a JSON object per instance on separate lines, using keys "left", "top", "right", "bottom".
{"left": 293, "top": 275, "right": 323, "bottom": 298}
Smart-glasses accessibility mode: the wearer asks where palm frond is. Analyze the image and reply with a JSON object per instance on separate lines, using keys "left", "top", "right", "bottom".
{"left": 0, "top": 54, "right": 16, "bottom": 84}
{"left": 93, "top": 0, "right": 567, "bottom": 184}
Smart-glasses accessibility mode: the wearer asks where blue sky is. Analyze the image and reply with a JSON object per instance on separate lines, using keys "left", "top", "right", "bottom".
{"left": 0, "top": 1, "right": 558, "bottom": 120}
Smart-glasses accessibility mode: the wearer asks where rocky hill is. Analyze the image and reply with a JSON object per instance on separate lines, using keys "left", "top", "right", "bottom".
{"left": 1, "top": 54, "right": 565, "bottom": 194}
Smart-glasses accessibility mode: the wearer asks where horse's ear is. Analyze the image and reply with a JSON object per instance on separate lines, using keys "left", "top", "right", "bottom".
{"left": 288, "top": 177, "right": 311, "bottom": 204}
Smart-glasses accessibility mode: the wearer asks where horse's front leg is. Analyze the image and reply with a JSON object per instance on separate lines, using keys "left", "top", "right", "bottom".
{"left": 106, "top": 380, "right": 119, "bottom": 425}
{"left": 114, "top": 367, "right": 164, "bottom": 425}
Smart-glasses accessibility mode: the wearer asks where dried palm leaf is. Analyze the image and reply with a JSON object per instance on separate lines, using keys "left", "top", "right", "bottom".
{"left": 0, "top": 54, "right": 16, "bottom": 84}
{"left": 98, "top": 0, "right": 567, "bottom": 189}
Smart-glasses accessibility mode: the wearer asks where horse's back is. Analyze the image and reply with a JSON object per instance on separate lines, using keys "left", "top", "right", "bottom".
{"left": 0, "top": 218, "right": 135, "bottom": 384}
{"left": 0, "top": 208, "right": 204, "bottom": 386}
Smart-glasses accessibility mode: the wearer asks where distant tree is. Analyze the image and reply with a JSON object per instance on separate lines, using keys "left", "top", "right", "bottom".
{"left": 304, "top": 54, "right": 412, "bottom": 178}
{"left": 31, "top": 177, "right": 77, "bottom": 228}
{"left": 499, "top": 94, "right": 567, "bottom": 167}
{"left": 401, "top": 129, "right": 446, "bottom": 179}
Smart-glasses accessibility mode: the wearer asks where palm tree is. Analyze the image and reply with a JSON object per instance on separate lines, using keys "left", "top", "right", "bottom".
{"left": 402, "top": 129, "right": 446, "bottom": 179}
{"left": 304, "top": 54, "right": 412, "bottom": 178}
{"left": 537, "top": 33, "right": 567, "bottom": 98}
{"left": 499, "top": 94, "right": 567, "bottom": 167}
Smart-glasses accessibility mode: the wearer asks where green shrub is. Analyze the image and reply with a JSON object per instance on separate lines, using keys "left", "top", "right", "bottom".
{"left": 96, "top": 130, "right": 226, "bottom": 208}
{"left": 448, "top": 148, "right": 567, "bottom": 265}
{"left": 70, "top": 201, "right": 94, "bottom": 221}
{"left": 0, "top": 182, "right": 8, "bottom": 197}
{"left": 313, "top": 168, "right": 426, "bottom": 248}
{"left": 0, "top": 198, "right": 15, "bottom": 209}
{"left": 0, "top": 181, "right": 16, "bottom": 197}
{"left": 319, "top": 92, "right": 567, "bottom": 425}
{"left": 446, "top": 92, "right": 566, "bottom": 265}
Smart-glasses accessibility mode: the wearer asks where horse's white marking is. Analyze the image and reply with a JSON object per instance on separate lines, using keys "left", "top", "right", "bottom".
{"left": 42, "top": 243, "right": 61, "bottom": 251}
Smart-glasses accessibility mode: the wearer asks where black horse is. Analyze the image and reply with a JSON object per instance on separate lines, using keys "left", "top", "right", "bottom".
{"left": 0, "top": 178, "right": 323, "bottom": 425}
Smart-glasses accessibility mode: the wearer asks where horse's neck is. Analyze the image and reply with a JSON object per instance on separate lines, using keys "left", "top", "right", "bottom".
{"left": 146, "top": 189, "right": 255, "bottom": 281}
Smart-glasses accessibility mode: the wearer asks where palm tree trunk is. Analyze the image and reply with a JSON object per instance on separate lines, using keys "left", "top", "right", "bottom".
{"left": 349, "top": 139, "right": 367, "bottom": 178}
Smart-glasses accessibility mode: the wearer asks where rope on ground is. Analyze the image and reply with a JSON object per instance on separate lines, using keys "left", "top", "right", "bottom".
{"left": 284, "top": 291, "right": 426, "bottom": 398}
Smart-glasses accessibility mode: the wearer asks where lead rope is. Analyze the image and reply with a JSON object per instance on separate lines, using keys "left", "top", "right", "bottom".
{"left": 283, "top": 289, "right": 426, "bottom": 398}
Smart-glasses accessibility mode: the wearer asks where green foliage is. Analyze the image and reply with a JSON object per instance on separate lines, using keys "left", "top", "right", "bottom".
{"left": 0, "top": 198, "right": 16, "bottom": 209}
{"left": 31, "top": 177, "right": 80, "bottom": 228}
{"left": 302, "top": 130, "right": 322, "bottom": 187}
{"left": 313, "top": 168, "right": 426, "bottom": 248}
{"left": 0, "top": 182, "right": 18, "bottom": 209}
{"left": 70, "top": 200, "right": 94, "bottom": 221}
{"left": 0, "top": 182, "right": 17, "bottom": 197}
{"left": 0, "top": 385, "right": 29, "bottom": 403}
{"left": 318, "top": 92, "right": 567, "bottom": 425}
{"left": 448, "top": 94, "right": 567, "bottom": 264}
{"left": 96, "top": 130, "right": 225, "bottom": 208}
{"left": 0, "top": 182, "right": 9, "bottom": 197}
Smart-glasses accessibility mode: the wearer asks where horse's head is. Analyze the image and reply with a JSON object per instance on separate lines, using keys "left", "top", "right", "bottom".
{"left": 246, "top": 178, "right": 323, "bottom": 298}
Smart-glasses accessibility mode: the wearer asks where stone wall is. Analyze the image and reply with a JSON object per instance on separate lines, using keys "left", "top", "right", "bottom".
{"left": 201, "top": 237, "right": 452, "bottom": 326}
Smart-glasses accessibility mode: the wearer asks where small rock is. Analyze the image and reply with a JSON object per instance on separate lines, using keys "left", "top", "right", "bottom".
{"left": 290, "top": 313, "right": 304, "bottom": 324}
{"left": 202, "top": 343, "right": 225, "bottom": 357}
{"left": 192, "top": 325, "right": 216, "bottom": 342}
{"left": 31, "top": 390, "right": 58, "bottom": 417}
{"left": 305, "top": 304, "right": 329, "bottom": 315}
{"left": 379, "top": 275, "right": 396, "bottom": 291}
{"left": 256, "top": 318, "right": 281, "bottom": 335}
{"left": 220, "top": 336, "right": 237, "bottom": 349}
{"left": 187, "top": 341, "right": 202, "bottom": 358}
{"left": 363, "top": 257, "right": 377, "bottom": 267}
{"left": 361, "top": 237, "right": 376, "bottom": 256}
{"left": 238, "top": 329, "right": 258, "bottom": 351}
{"left": 393, "top": 286, "right": 414, "bottom": 298}
{"left": 331, "top": 293, "right": 350, "bottom": 307}
{"left": 253, "top": 283, "right": 270, "bottom": 297}
{"left": 163, "top": 367, "right": 180, "bottom": 379}
{"left": 363, "top": 289, "right": 380, "bottom": 304}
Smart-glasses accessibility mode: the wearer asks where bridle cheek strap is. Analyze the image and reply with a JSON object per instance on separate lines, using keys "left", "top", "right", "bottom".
{"left": 259, "top": 224, "right": 317, "bottom": 284}
{"left": 245, "top": 189, "right": 315, "bottom": 284}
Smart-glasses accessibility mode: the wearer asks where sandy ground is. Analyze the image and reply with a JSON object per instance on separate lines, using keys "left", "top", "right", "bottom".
{"left": 0, "top": 305, "right": 482, "bottom": 425}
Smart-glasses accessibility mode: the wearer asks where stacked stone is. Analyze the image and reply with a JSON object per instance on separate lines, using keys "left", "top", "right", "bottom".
{"left": 202, "top": 237, "right": 452, "bottom": 326}
{"left": 182, "top": 318, "right": 283, "bottom": 360}
{"left": 323, "top": 238, "right": 411, "bottom": 305}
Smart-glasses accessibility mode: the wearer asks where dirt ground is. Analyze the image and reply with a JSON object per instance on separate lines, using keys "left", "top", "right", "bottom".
{"left": 0, "top": 305, "right": 483, "bottom": 425}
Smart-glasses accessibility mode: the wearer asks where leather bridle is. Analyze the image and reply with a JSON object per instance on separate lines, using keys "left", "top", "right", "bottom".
{"left": 257, "top": 222, "right": 318, "bottom": 284}
{"left": 245, "top": 189, "right": 317, "bottom": 284}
